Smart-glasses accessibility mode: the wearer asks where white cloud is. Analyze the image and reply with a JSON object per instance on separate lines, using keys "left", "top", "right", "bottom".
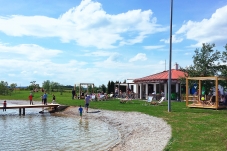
{"left": 184, "top": 52, "right": 191, "bottom": 55}
{"left": 175, "top": 5, "right": 227, "bottom": 46}
{"left": 84, "top": 50, "right": 118, "bottom": 57}
{"left": 160, "top": 35, "right": 183, "bottom": 44}
{"left": 0, "top": 0, "right": 167, "bottom": 49}
{"left": 0, "top": 43, "right": 62, "bottom": 60}
{"left": 143, "top": 45, "right": 165, "bottom": 50}
{"left": 129, "top": 53, "right": 147, "bottom": 62}
{"left": 8, "top": 74, "right": 16, "bottom": 77}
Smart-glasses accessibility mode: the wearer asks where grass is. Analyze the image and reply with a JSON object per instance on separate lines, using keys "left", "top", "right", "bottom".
{"left": 1, "top": 90, "right": 227, "bottom": 151}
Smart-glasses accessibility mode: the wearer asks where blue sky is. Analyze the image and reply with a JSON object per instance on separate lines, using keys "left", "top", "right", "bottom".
{"left": 0, "top": 0, "right": 227, "bottom": 87}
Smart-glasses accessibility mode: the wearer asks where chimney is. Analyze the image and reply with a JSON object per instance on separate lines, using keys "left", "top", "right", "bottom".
{"left": 175, "top": 63, "right": 179, "bottom": 70}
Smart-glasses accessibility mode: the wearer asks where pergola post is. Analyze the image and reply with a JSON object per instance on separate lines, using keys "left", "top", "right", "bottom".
{"left": 79, "top": 84, "right": 81, "bottom": 98}
{"left": 186, "top": 78, "right": 188, "bottom": 106}
{"left": 215, "top": 76, "right": 218, "bottom": 109}
{"left": 199, "top": 80, "right": 201, "bottom": 102}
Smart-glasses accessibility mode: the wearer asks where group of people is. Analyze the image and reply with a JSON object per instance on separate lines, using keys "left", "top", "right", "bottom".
{"left": 78, "top": 94, "right": 90, "bottom": 119}
{"left": 114, "top": 87, "right": 136, "bottom": 99}
{"left": 193, "top": 88, "right": 227, "bottom": 105}
{"left": 28, "top": 92, "right": 56, "bottom": 105}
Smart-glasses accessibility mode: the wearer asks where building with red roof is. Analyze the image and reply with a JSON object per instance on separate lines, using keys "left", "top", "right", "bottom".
{"left": 132, "top": 63, "right": 186, "bottom": 100}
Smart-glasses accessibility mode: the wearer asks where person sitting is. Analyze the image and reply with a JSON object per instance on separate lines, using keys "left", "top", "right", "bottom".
{"left": 219, "top": 95, "right": 226, "bottom": 105}
{"left": 80, "top": 91, "right": 85, "bottom": 99}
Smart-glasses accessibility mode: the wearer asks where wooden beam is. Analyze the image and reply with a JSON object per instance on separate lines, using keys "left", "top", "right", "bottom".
{"left": 215, "top": 76, "right": 218, "bottom": 109}
{"left": 186, "top": 78, "right": 188, "bottom": 105}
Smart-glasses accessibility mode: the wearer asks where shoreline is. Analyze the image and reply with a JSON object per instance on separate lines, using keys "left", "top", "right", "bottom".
{"left": 0, "top": 100, "right": 172, "bottom": 151}
{"left": 60, "top": 107, "right": 172, "bottom": 151}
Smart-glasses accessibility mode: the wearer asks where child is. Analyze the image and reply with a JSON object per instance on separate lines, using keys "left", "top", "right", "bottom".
{"left": 52, "top": 94, "right": 56, "bottom": 104}
{"left": 29, "top": 93, "right": 33, "bottom": 105}
{"left": 3, "top": 100, "right": 7, "bottom": 111}
{"left": 78, "top": 105, "right": 83, "bottom": 119}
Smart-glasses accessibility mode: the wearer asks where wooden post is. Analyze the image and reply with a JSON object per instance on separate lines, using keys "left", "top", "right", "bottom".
{"left": 186, "top": 78, "right": 188, "bottom": 106}
{"left": 199, "top": 80, "right": 201, "bottom": 104}
{"left": 79, "top": 84, "right": 81, "bottom": 99}
{"left": 23, "top": 108, "right": 25, "bottom": 115}
{"left": 19, "top": 108, "right": 21, "bottom": 115}
{"left": 215, "top": 76, "right": 218, "bottom": 109}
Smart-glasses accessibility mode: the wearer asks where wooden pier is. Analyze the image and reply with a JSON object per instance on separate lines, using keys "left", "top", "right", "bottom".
{"left": 0, "top": 104, "right": 60, "bottom": 115}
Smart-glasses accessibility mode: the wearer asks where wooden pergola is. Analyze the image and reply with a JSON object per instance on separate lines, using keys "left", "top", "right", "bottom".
{"left": 75, "top": 83, "right": 94, "bottom": 99}
{"left": 186, "top": 76, "right": 227, "bottom": 109}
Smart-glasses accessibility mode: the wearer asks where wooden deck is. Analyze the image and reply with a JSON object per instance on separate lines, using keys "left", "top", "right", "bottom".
{"left": 188, "top": 103, "right": 227, "bottom": 109}
{"left": 0, "top": 104, "right": 60, "bottom": 115}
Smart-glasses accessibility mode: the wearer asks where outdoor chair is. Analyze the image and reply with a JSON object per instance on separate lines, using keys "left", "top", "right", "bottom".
{"left": 91, "top": 94, "right": 96, "bottom": 101}
{"left": 144, "top": 96, "right": 153, "bottom": 105}
{"left": 151, "top": 97, "right": 165, "bottom": 105}
{"left": 109, "top": 94, "right": 113, "bottom": 98}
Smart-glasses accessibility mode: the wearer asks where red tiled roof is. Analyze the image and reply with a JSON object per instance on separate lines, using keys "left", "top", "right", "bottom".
{"left": 133, "top": 69, "right": 186, "bottom": 83}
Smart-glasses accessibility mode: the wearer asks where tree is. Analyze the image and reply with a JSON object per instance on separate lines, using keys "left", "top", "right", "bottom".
{"left": 107, "top": 81, "right": 111, "bottom": 94}
{"left": 50, "top": 82, "right": 60, "bottom": 92}
{"left": 180, "top": 43, "right": 223, "bottom": 94}
{"left": 29, "top": 81, "right": 37, "bottom": 90}
{"left": 99, "top": 84, "right": 107, "bottom": 93}
{"left": 219, "top": 44, "right": 227, "bottom": 88}
{"left": 0, "top": 81, "right": 9, "bottom": 95}
{"left": 123, "top": 79, "right": 126, "bottom": 83}
{"left": 42, "top": 80, "right": 50, "bottom": 93}
{"left": 10, "top": 83, "right": 17, "bottom": 93}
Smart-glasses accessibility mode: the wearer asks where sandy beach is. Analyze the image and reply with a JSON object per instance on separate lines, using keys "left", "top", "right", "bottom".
{"left": 60, "top": 107, "right": 172, "bottom": 151}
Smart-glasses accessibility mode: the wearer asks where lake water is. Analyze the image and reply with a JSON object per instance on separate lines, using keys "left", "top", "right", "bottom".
{"left": 0, "top": 101, "right": 120, "bottom": 151}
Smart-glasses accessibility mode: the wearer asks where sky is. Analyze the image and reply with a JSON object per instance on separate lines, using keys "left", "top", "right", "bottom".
{"left": 0, "top": 0, "right": 227, "bottom": 87}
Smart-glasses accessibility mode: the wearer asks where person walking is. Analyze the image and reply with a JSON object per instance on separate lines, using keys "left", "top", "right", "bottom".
{"left": 85, "top": 94, "right": 90, "bottom": 113}
{"left": 78, "top": 105, "right": 83, "bottom": 120}
{"left": 28, "top": 93, "right": 33, "bottom": 105}
{"left": 3, "top": 100, "right": 7, "bottom": 111}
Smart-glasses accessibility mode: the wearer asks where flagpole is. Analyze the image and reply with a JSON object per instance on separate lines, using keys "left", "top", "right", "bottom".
{"left": 168, "top": 0, "right": 173, "bottom": 112}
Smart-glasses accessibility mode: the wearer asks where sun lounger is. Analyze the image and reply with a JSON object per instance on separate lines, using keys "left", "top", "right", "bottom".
{"left": 120, "top": 98, "right": 132, "bottom": 103}
{"left": 151, "top": 97, "right": 165, "bottom": 105}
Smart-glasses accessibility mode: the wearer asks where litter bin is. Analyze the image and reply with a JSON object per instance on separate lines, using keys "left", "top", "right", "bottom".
{"left": 171, "top": 93, "right": 176, "bottom": 100}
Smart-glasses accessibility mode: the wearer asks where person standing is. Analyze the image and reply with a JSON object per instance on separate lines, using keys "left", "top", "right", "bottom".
{"left": 52, "top": 94, "right": 56, "bottom": 104}
{"left": 72, "top": 88, "right": 76, "bottom": 99}
{"left": 85, "top": 94, "right": 90, "bottom": 113}
{"left": 41, "top": 94, "right": 44, "bottom": 104}
{"left": 43, "top": 92, "right": 48, "bottom": 105}
{"left": 3, "top": 100, "right": 7, "bottom": 111}
{"left": 115, "top": 87, "right": 118, "bottom": 98}
{"left": 78, "top": 105, "right": 83, "bottom": 120}
{"left": 28, "top": 93, "right": 33, "bottom": 105}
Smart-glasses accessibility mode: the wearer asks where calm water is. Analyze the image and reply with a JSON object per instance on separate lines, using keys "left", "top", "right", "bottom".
{"left": 0, "top": 101, "right": 120, "bottom": 151}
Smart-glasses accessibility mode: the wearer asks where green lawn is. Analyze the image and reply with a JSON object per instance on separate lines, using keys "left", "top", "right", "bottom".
{"left": 1, "top": 90, "right": 227, "bottom": 151}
